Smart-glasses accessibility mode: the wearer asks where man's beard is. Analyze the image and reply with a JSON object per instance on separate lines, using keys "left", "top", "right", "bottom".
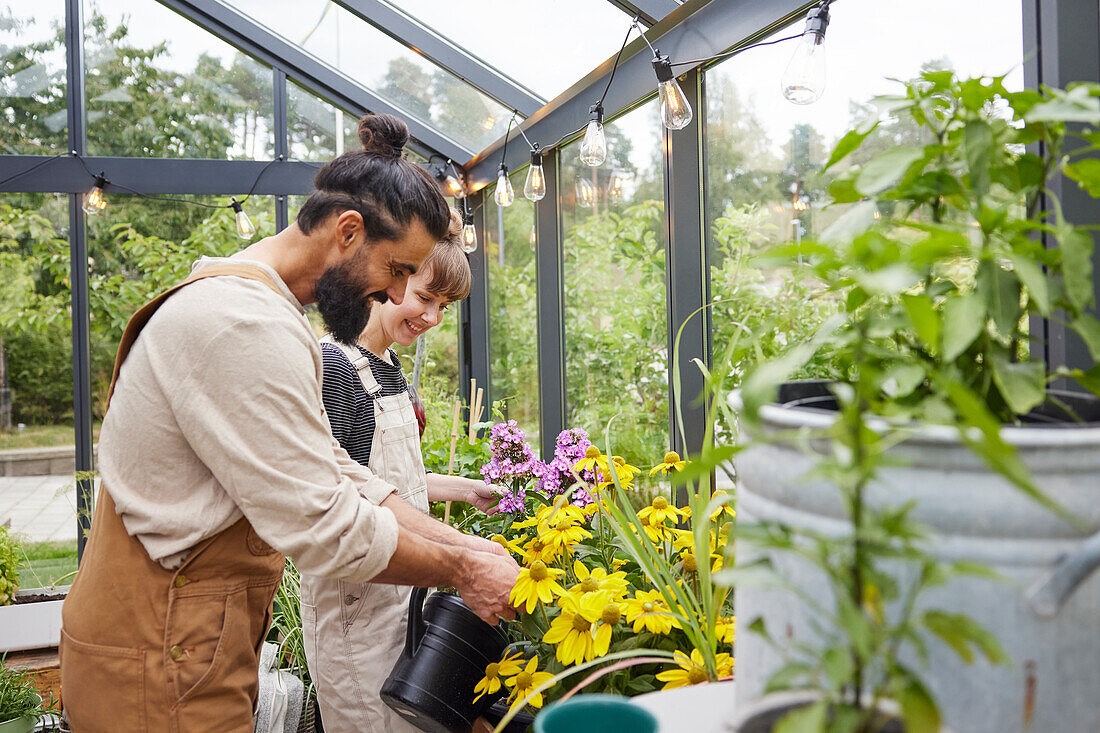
{"left": 314, "top": 263, "right": 387, "bottom": 345}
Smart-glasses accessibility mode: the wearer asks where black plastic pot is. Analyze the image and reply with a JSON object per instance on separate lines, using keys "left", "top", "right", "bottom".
{"left": 381, "top": 587, "right": 511, "bottom": 733}
{"left": 483, "top": 700, "right": 536, "bottom": 733}
{"left": 735, "top": 693, "right": 905, "bottom": 733}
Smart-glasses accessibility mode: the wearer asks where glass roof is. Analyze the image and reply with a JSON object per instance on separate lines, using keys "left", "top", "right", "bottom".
{"left": 387, "top": 0, "right": 636, "bottom": 101}
{"left": 223, "top": 0, "right": 517, "bottom": 153}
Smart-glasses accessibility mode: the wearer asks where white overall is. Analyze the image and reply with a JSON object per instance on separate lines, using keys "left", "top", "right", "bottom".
{"left": 302, "top": 337, "right": 429, "bottom": 733}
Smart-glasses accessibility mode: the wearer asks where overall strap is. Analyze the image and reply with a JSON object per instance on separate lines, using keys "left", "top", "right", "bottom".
{"left": 319, "top": 333, "right": 385, "bottom": 399}
{"left": 106, "top": 263, "right": 283, "bottom": 406}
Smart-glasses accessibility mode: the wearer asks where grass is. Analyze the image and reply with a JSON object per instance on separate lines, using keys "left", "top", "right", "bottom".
{"left": 18, "top": 540, "right": 78, "bottom": 590}
{"left": 0, "top": 423, "right": 100, "bottom": 451}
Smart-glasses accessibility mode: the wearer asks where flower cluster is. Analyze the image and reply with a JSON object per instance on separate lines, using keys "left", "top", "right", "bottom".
{"left": 538, "top": 427, "right": 597, "bottom": 506}
{"left": 468, "top": 428, "right": 736, "bottom": 715}
{"left": 481, "top": 420, "right": 542, "bottom": 513}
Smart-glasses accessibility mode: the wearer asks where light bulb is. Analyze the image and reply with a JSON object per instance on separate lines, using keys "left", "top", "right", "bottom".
{"left": 575, "top": 176, "right": 596, "bottom": 208}
{"left": 579, "top": 104, "right": 607, "bottom": 167}
{"left": 230, "top": 199, "right": 256, "bottom": 239}
{"left": 529, "top": 225, "right": 537, "bottom": 245}
{"left": 607, "top": 170, "right": 626, "bottom": 203}
{"left": 524, "top": 151, "right": 546, "bottom": 202}
{"left": 782, "top": 3, "right": 829, "bottom": 105}
{"left": 462, "top": 213, "right": 477, "bottom": 253}
{"left": 444, "top": 173, "right": 465, "bottom": 199}
{"left": 82, "top": 175, "right": 108, "bottom": 215}
{"left": 495, "top": 165, "right": 514, "bottom": 207}
{"left": 652, "top": 54, "right": 693, "bottom": 130}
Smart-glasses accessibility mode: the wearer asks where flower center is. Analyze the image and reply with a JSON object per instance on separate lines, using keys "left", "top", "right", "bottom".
{"left": 515, "top": 671, "right": 533, "bottom": 689}
{"left": 601, "top": 603, "right": 622, "bottom": 624}
{"left": 613, "top": 455, "right": 625, "bottom": 466}
{"left": 485, "top": 663, "right": 500, "bottom": 679}
{"left": 642, "top": 602, "right": 654, "bottom": 612}
{"left": 653, "top": 496, "right": 669, "bottom": 510}
{"left": 663, "top": 451, "right": 680, "bottom": 465}
{"left": 585, "top": 445, "right": 600, "bottom": 459}
{"left": 688, "top": 667, "right": 708, "bottom": 685}
{"left": 682, "top": 553, "right": 698, "bottom": 572}
{"left": 529, "top": 562, "right": 549, "bottom": 581}
{"left": 580, "top": 577, "right": 600, "bottom": 593}
{"left": 530, "top": 538, "right": 545, "bottom": 551}
{"left": 556, "top": 519, "right": 573, "bottom": 531}
{"left": 572, "top": 615, "right": 592, "bottom": 632}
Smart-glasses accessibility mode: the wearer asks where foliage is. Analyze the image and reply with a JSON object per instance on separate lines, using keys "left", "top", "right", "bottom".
{"left": 0, "top": 660, "right": 57, "bottom": 725}
{"left": 18, "top": 540, "right": 78, "bottom": 590}
{"left": 0, "top": 526, "right": 20, "bottom": 606}
{"left": 728, "top": 71, "right": 1100, "bottom": 732}
{"left": 267, "top": 559, "right": 313, "bottom": 696}
{"left": 458, "top": 422, "right": 734, "bottom": 722}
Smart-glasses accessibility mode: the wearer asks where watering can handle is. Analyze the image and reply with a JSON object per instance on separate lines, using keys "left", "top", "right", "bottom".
{"left": 404, "top": 586, "right": 429, "bottom": 658}
{"left": 1027, "top": 530, "right": 1100, "bottom": 618}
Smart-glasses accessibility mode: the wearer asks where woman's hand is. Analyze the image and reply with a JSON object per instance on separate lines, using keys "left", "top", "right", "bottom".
{"left": 467, "top": 482, "right": 502, "bottom": 515}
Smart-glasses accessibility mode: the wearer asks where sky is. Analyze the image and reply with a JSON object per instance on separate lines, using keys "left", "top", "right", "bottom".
{"left": 4, "top": 0, "right": 1026, "bottom": 171}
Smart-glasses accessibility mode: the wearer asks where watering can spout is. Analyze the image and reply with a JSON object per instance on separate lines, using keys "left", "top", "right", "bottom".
{"left": 1027, "top": 530, "right": 1100, "bottom": 618}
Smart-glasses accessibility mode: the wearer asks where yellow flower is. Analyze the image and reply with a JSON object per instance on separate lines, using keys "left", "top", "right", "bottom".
{"left": 538, "top": 517, "right": 592, "bottom": 558}
{"left": 622, "top": 589, "right": 680, "bottom": 635}
{"left": 543, "top": 591, "right": 610, "bottom": 665}
{"left": 672, "top": 528, "right": 723, "bottom": 572}
{"left": 510, "top": 561, "right": 566, "bottom": 613}
{"left": 567, "top": 559, "right": 629, "bottom": 600}
{"left": 504, "top": 657, "right": 555, "bottom": 711}
{"left": 491, "top": 533, "right": 527, "bottom": 557}
{"left": 521, "top": 535, "right": 557, "bottom": 564}
{"left": 715, "top": 615, "right": 736, "bottom": 646}
{"left": 637, "top": 495, "right": 688, "bottom": 526}
{"left": 473, "top": 650, "right": 524, "bottom": 702}
{"left": 598, "top": 456, "right": 641, "bottom": 490}
{"left": 574, "top": 445, "right": 610, "bottom": 476}
{"left": 655, "top": 648, "right": 733, "bottom": 690}
{"left": 650, "top": 450, "right": 687, "bottom": 476}
{"left": 635, "top": 512, "right": 672, "bottom": 543}
{"left": 708, "top": 489, "right": 736, "bottom": 522}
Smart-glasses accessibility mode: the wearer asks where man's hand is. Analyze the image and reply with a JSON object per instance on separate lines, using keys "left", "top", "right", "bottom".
{"left": 456, "top": 549, "right": 521, "bottom": 625}
{"left": 463, "top": 531, "right": 509, "bottom": 557}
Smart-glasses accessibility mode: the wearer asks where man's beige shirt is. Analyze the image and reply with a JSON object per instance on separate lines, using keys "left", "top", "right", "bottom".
{"left": 97, "top": 256, "right": 399, "bottom": 580}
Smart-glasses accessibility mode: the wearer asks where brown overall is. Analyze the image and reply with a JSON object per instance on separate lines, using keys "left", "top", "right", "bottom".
{"left": 60, "top": 264, "right": 288, "bottom": 733}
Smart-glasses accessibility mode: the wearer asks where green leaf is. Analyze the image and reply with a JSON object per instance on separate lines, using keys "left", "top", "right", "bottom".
{"left": 775, "top": 701, "right": 827, "bottom": 733}
{"left": 894, "top": 675, "right": 942, "bottom": 733}
{"left": 881, "top": 364, "right": 926, "bottom": 398}
{"left": 1071, "top": 313, "right": 1100, "bottom": 361}
{"left": 941, "top": 293, "right": 986, "bottom": 361}
{"left": 825, "top": 123, "right": 879, "bottom": 171}
{"left": 976, "top": 259, "right": 1021, "bottom": 340}
{"left": 821, "top": 201, "right": 878, "bottom": 244}
{"left": 765, "top": 661, "right": 816, "bottom": 693}
{"left": 821, "top": 647, "right": 855, "bottom": 688}
{"left": 853, "top": 264, "right": 920, "bottom": 295}
{"left": 991, "top": 354, "right": 1046, "bottom": 415}
{"left": 855, "top": 147, "right": 925, "bottom": 195}
{"left": 1063, "top": 158, "right": 1100, "bottom": 197}
{"left": 836, "top": 596, "right": 873, "bottom": 659}
{"left": 965, "top": 120, "right": 993, "bottom": 200}
{"left": 1058, "top": 226, "right": 1095, "bottom": 312}
{"left": 1024, "top": 88, "right": 1100, "bottom": 123}
{"left": 1007, "top": 253, "right": 1050, "bottom": 316}
{"left": 922, "top": 610, "right": 1010, "bottom": 666}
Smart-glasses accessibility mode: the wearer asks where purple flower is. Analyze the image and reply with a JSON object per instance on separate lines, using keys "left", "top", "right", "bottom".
{"left": 480, "top": 421, "right": 542, "bottom": 514}
{"left": 536, "top": 428, "right": 598, "bottom": 499}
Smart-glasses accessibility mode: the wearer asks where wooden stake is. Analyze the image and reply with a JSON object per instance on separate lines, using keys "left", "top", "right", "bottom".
{"left": 444, "top": 398, "right": 461, "bottom": 525}
{"left": 469, "top": 386, "right": 484, "bottom": 444}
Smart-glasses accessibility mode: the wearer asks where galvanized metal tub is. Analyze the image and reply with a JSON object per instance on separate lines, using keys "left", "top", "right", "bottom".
{"left": 731, "top": 383, "right": 1100, "bottom": 732}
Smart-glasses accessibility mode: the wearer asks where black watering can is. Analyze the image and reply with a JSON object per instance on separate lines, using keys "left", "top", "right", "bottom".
{"left": 381, "top": 587, "right": 512, "bottom": 733}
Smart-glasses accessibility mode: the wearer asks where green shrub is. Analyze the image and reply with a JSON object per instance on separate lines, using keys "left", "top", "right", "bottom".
{"left": 0, "top": 527, "right": 21, "bottom": 605}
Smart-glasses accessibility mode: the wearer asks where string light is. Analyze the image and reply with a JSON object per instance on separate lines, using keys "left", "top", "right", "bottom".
{"left": 782, "top": 1, "right": 831, "bottom": 105}
{"left": 652, "top": 52, "right": 693, "bottom": 130}
{"left": 575, "top": 175, "right": 596, "bottom": 208}
{"left": 607, "top": 169, "right": 627, "bottom": 202}
{"left": 461, "top": 208, "right": 477, "bottom": 253}
{"left": 82, "top": 174, "right": 108, "bottom": 215}
{"left": 524, "top": 149, "right": 546, "bottom": 202}
{"left": 495, "top": 115, "right": 517, "bottom": 207}
{"left": 230, "top": 198, "right": 257, "bottom": 239}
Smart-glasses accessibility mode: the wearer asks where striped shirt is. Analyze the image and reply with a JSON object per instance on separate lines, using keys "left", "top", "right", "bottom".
{"left": 321, "top": 342, "right": 408, "bottom": 467}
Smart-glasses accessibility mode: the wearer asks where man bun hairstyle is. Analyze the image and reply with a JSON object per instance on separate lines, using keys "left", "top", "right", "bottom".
{"left": 419, "top": 208, "right": 472, "bottom": 303}
{"left": 296, "top": 113, "right": 449, "bottom": 242}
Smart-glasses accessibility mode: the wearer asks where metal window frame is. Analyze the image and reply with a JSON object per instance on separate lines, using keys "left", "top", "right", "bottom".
{"left": 534, "top": 149, "right": 567, "bottom": 454}
{"left": 334, "top": 0, "right": 543, "bottom": 116}
{"left": 155, "top": 0, "right": 472, "bottom": 163}
{"left": 459, "top": 192, "right": 491, "bottom": 418}
{"left": 463, "top": 0, "right": 817, "bottom": 186}
{"left": 604, "top": 0, "right": 681, "bottom": 27}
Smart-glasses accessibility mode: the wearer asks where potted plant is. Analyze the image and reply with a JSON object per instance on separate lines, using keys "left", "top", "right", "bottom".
{"left": 725, "top": 71, "right": 1100, "bottom": 731}
{"left": 0, "top": 526, "right": 69, "bottom": 655}
{"left": 0, "top": 661, "right": 57, "bottom": 733}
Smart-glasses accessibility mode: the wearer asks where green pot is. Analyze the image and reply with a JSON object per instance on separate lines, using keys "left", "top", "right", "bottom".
{"left": 0, "top": 693, "right": 42, "bottom": 733}
{"left": 534, "top": 694, "right": 658, "bottom": 733}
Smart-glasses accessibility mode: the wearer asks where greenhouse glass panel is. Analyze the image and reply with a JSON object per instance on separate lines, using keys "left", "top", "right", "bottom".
{"left": 386, "top": 0, "right": 633, "bottom": 101}
{"left": 287, "top": 80, "right": 360, "bottom": 162}
{"left": 222, "top": 0, "right": 515, "bottom": 152}
{"left": 561, "top": 99, "right": 668, "bottom": 464}
{"left": 704, "top": 0, "right": 1025, "bottom": 414}
{"left": 0, "top": 193, "right": 76, "bottom": 552}
{"left": 84, "top": 0, "right": 273, "bottom": 159}
{"left": 485, "top": 169, "right": 540, "bottom": 454}
{"left": 0, "top": 1, "right": 68, "bottom": 154}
